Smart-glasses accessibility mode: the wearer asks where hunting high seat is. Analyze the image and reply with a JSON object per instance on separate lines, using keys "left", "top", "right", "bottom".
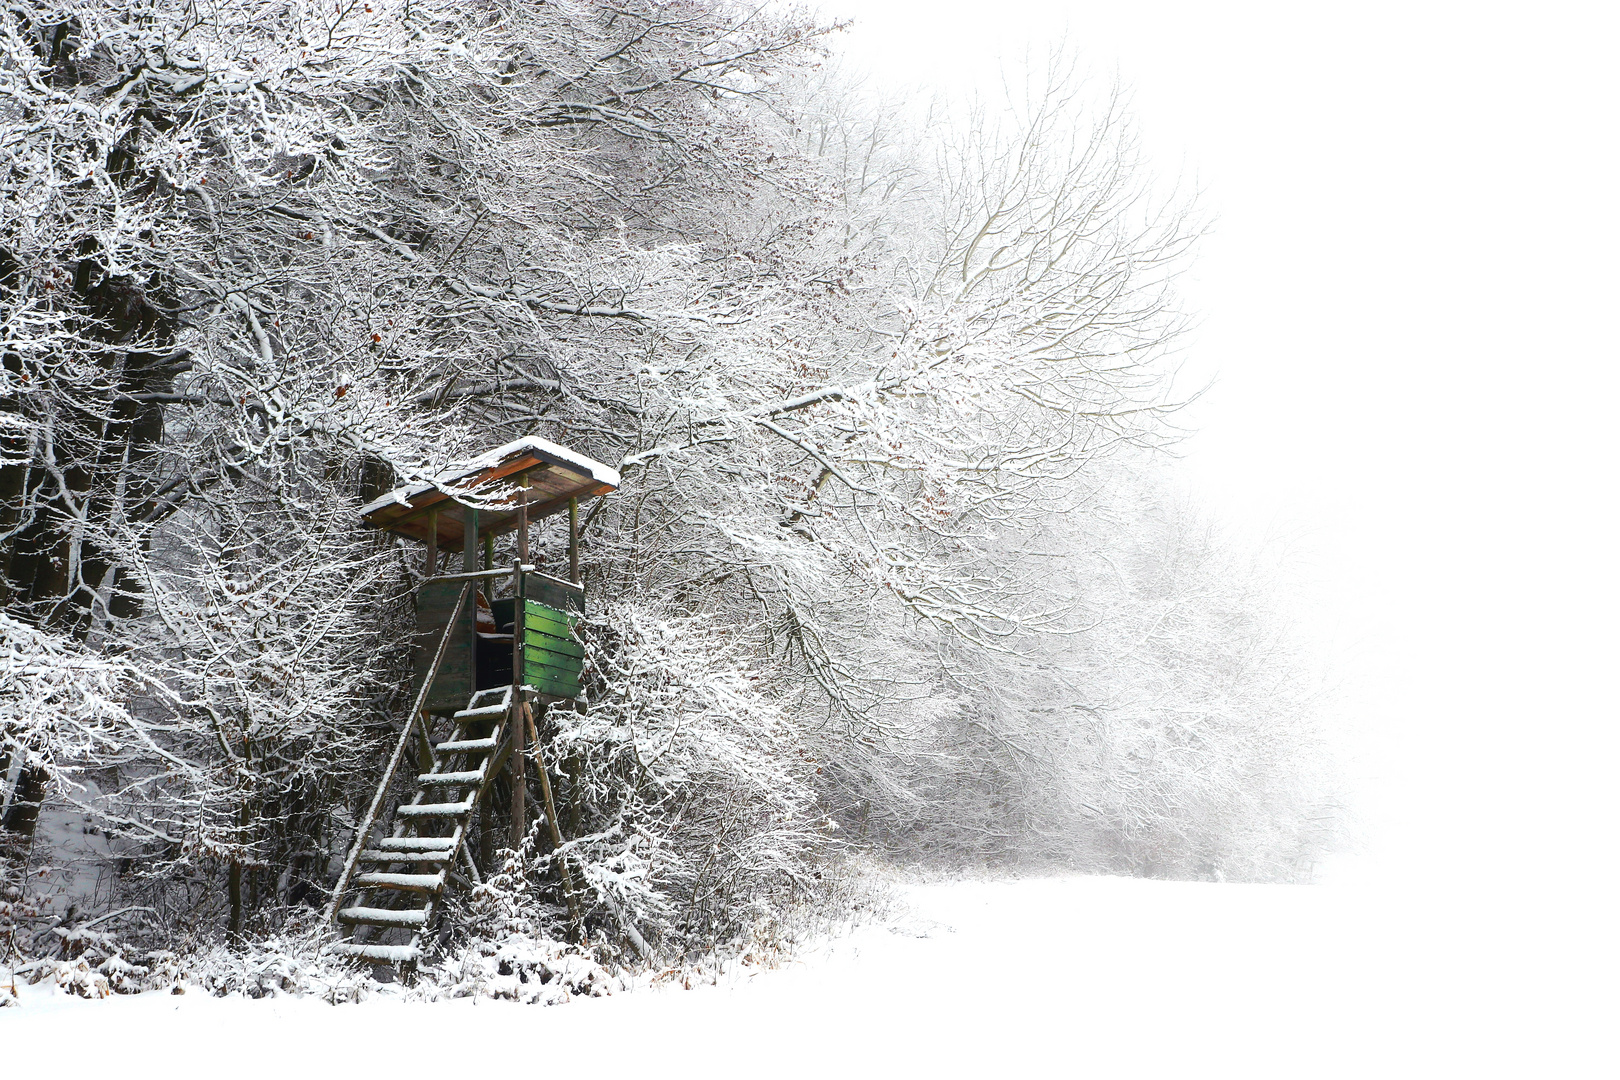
{"left": 323, "top": 437, "right": 618, "bottom": 967}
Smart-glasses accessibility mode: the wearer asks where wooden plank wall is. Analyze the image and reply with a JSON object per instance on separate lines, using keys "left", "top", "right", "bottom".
{"left": 524, "top": 573, "right": 584, "bottom": 615}
{"left": 414, "top": 579, "right": 474, "bottom": 712}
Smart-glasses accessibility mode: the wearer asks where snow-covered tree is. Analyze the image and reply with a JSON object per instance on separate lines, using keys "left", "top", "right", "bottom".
{"left": 2, "top": 0, "right": 1342, "bottom": 964}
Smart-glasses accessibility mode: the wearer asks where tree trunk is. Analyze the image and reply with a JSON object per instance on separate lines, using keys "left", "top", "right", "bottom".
{"left": 228, "top": 859, "right": 242, "bottom": 936}
{"left": 0, "top": 764, "right": 47, "bottom": 842}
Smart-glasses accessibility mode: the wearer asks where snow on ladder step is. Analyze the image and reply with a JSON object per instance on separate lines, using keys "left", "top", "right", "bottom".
{"left": 360, "top": 848, "right": 452, "bottom": 864}
{"left": 336, "top": 906, "right": 428, "bottom": 928}
{"left": 374, "top": 837, "right": 456, "bottom": 852}
{"left": 353, "top": 871, "right": 444, "bottom": 892}
{"left": 436, "top": 737, "right": 498, "bottom": 753}
{"left": 395, "top": 798, "right": 475, "bottom": 817}
{"left": 453, "top": 704, "right": 507, "bottom": 722}
{"left": 329, "top": 942, "right": 420, "bottom": 965}
{"left": 418, "top": 769, "right": 485, "bottom": 786}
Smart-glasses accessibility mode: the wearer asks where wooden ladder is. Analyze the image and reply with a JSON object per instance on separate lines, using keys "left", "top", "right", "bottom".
{"left": 320, "top": 565, "right": 589, "bottom": 968}
{"left": 326, "top": 685, "right": 513, "bottom": 966}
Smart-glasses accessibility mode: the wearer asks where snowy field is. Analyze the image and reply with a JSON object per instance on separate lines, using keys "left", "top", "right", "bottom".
{"left": 3, "top": 875, "right": 1603, "bottom": 1077}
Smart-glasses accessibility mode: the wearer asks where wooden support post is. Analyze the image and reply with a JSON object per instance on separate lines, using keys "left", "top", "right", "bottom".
{"left": 478, "top": 799, "right": 493, "bottom": 872}
{"left": 483, "top": 531, "right": 495, "bottom": 575}
{"left": 509, "top": 560, "right": 526, "bottom": 849}
{"left": 517, "top": 473, "right": 530, "bottom": 565}
{"left": 414, "top": 711, "right": 434, "bottom": 774}
{"left": 525, "top": 701, "right": 582, "bottom": 940}
{"left": 464, "top": 509, "right": 478, "bottom": 694}
{"left": 568, "top": 497, "right": 580, "bottom": 585}
{"left": 510, "top": 481, "right": 531, "bottom": 850}
{"left": 462, "top": 510, "right": 478, "bottom": 573}
{"left": 425, "top": 508, "right": 438, "bottom": 576}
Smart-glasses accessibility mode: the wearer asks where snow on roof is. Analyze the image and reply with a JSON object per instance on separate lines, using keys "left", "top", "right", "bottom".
{"left": 359, "top": 436, "right": 621, "bottom": 519}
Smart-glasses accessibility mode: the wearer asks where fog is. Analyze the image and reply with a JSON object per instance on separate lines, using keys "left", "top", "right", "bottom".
{"left": 829, "top": 0, "right": 1618, "bottom": 896}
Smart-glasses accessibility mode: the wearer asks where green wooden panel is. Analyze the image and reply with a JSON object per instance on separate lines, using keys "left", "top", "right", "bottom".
{"left": 518, "top": 597, "right": 583, "bottom": 697}
{"left": 529, "top": 679, "right": 582, "bottom": 700}
{"left": 524, "top": 670, "right": 583, "bottom": 696}
{"left": 524, "top": 598, "right": 574, "bottom": 621}
{"left": 414, "top": 580, "right": 474, "bottom": 713}
{"left": 524, "top": 574, "right": 584, "bottom": 615}
{"left": 524, "top": 654, "right": 583, "bottom": 680}
{"left": 521, "top": 612, "right": 573, "bottom": 637}
{"left": 522, "top": 667, "right": 582, "bottom": 698}
{"left": 524, "top": 654, "right": 584, "bottom": 683}
{"left": 522, "top": 629, "right": 585, "bottom": 660}
{"left": 524, "top": 647, "right": 583, "bottom": 673}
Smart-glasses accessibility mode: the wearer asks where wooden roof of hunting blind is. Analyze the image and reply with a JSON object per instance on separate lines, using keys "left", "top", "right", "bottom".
{"left": 359, "top": 436, "right": 620, "bottom": 552}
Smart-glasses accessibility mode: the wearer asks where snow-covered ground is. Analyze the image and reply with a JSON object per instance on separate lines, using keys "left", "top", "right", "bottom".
{"left": 4, "top": 875, "right": 1603, "bottom": 1077}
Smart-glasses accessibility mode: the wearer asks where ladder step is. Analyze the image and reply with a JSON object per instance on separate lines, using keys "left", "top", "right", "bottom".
{"left": 374, "top": 837, "right": 456, "bottom": 852}
{"left": 337, "top": 906, "right": 428, "bottom": 928}
{"left": 354, "top": 871, "right": 444, "bottom": 893}
{"left": 436, "top": 737, "right": 498, "bottom": 753}
{"left": 395, "top": 799, "right": 475, "bottom": 817}
{"left": 453, "top": 704, "right": 507, "bottom": 722}
{"left": 328, "top": 942, "right": 420, "bottom": 965}
{"left": 418, "top": 769, "right": 485, "bottom": 786}
{"left": 360, "top": 849, "right": 452, "bottom": 865}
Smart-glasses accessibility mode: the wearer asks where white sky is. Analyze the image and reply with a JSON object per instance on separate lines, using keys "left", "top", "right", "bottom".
{"left": 820, "top": 1, "right": 1619, "bottom": 891}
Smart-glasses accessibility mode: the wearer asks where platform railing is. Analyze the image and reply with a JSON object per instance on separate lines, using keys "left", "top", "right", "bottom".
{"left": 427, "top": 563, "right": 582, "bottom": 595}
